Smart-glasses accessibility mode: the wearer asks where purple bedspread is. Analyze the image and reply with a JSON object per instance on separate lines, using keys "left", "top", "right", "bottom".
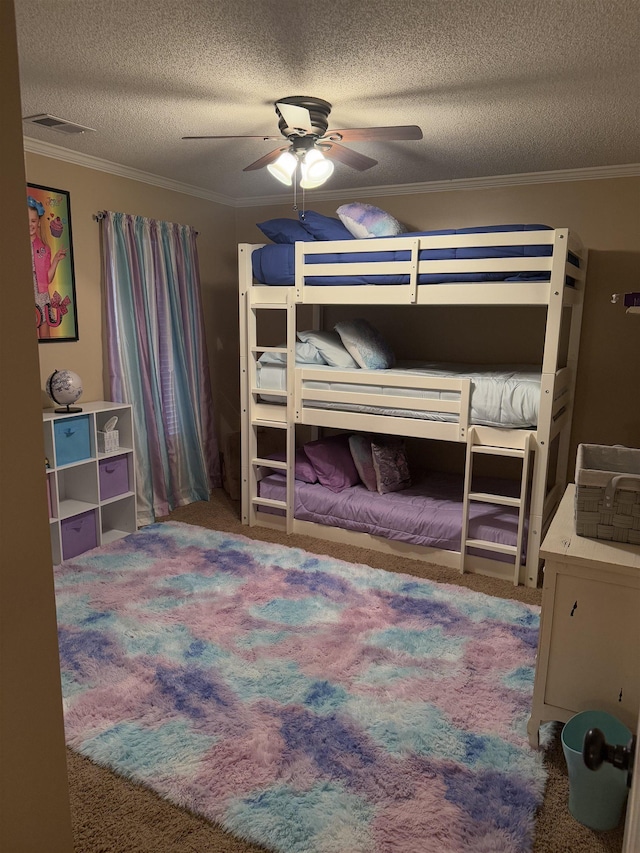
{"left": 258, "top": 470, "right": 523, "bottom": 555}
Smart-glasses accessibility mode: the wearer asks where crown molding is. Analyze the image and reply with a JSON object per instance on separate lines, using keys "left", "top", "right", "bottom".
{"left": 24, "top": 136, "right": 639, "bottom": 209}
{"left": 23, "top": 137, "right": 236, "bottom": 207}
{"left": 240, "top": 163, "right": 640, "bottom": 207}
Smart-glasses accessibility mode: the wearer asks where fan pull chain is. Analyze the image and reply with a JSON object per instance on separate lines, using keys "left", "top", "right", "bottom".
{"left": 291, "top": 168, "right": 306, "bottom": 218}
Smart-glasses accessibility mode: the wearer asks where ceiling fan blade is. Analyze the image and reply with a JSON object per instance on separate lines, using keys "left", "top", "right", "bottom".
{"left": 323, "top": 125, "right": 423, "bottom": 142}
{"left": 323, "top": 142, "right": 378, "bottom": 171}
{"left": 276, "top": 101, "right": 313, "bottom": 134}
{"left": 182, "top": 134, "right": 281, "bottom": 140}
{"left": 242, "top": 146, "right": 289, "bottom": 172}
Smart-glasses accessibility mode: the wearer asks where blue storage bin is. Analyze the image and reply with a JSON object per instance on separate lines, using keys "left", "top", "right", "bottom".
{"left": 54, "top": 415, "right": 91, "bottom": 466}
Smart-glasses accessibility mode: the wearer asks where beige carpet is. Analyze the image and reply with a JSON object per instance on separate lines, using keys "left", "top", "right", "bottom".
{"left": 65, "top": 489, "right": 626, "bottom": 853}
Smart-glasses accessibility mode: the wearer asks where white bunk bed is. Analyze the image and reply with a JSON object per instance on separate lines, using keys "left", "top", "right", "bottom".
{"left": 239, "top": 226, "right": 587, "bottom": 587}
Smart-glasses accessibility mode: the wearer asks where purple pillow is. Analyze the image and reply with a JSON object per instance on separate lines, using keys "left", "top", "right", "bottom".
{"left": 348, "top": 434, "right": 377, "bottom": 491}
{"left": 371, "top": 437, "right": 412, "bottom": 494}
{"left": 303, "top": 434, "right": 361, "bottom": 493}
{"left": 266, "top": 449, "right": 318, "bottom": 484}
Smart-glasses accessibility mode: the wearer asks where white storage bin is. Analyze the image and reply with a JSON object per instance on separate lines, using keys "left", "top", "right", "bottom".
{"left": 574, "top": 444, "right": 640, "bottom": 543}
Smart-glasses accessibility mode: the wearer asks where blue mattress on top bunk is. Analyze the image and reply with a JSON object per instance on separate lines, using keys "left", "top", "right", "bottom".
{"left": 252, "top": 223, "right": 568, "bottom": 286}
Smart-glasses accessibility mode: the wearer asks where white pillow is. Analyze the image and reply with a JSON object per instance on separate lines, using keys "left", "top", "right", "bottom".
{"left": 334, "top": 319, "right": 395, "bottom": 369}
{"left": 297, "top": 330, "right": 359, "bottom": 368}
{"left": 336, "top": 203, "right": 404, "bottom": 239}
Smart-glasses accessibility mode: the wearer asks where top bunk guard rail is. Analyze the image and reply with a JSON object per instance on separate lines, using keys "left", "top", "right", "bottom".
{"left": 240, "top": 227, "right": 585, "bottom": 307}
{"left": 295, "top": 237, "right": 420, "bottom": 303}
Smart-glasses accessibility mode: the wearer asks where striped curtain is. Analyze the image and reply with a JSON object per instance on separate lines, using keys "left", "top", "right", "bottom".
{"left": 101, "top": 212, "right": 220, "bottom": 525}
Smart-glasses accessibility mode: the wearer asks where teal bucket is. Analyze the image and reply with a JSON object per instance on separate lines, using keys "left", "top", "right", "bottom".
{"left": 561, "top": 710, "right": 630, "bottom": 831}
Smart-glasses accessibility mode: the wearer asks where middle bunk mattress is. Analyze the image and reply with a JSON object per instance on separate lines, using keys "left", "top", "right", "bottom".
{"left": 257, "top": 360, "right": 542, "bottom": 429}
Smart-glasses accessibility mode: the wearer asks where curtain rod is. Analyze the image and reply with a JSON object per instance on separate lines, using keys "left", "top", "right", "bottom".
{"left": 92, "top": 211, "right": 198, "bottom": 235}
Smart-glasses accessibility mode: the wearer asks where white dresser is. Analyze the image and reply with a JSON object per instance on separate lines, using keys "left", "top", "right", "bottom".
{"left": 528, "top": 484, "right": 640, "bottom": 747}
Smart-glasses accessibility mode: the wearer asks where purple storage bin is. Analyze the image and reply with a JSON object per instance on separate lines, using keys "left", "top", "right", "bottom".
{"left": 61, "top": 510, "right": 98, "bottom": 560}
{"left": 99, "top": 454, "right": 129, "bottom": 501}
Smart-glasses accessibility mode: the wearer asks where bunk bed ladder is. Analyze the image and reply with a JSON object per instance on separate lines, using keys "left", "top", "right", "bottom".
{"left": 242, "top": 282, "right": 297, "bottom": 534}
{"left": 460, "top": 431, "right": 533, "bottom": 585}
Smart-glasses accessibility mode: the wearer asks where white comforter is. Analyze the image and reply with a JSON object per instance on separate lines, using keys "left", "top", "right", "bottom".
{"left": 256, "top": 361, "right": 541, "bottom": 428}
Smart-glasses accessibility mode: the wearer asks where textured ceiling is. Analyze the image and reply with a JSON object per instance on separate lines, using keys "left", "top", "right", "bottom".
{"left": 14, "top": 0, "right": 640, "bottom": 204}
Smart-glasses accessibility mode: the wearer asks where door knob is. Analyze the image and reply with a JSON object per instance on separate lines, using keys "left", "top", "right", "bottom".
{"left": 583, "top": 727, "right": 636, "bottom": 788}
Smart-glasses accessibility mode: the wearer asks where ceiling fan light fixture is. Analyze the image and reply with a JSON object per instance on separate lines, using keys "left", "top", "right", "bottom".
{"left": 300, "top": 148, "right": 334, "bottom": 188}
{"left": 266, "top": 150, "right": 297, "bottom": 185}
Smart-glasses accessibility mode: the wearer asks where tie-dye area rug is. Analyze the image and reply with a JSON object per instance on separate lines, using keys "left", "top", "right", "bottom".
{"left": 55, "top": 521, "right": 548, "bottom": 853}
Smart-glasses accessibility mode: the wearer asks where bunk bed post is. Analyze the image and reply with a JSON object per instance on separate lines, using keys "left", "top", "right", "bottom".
{"left": 555, "top": 244, "right": 587, "bottom": 492}
{"left": 246, "top": 284, "right": 260, "bottom": 527}
{"left": 238, "top": 245, "right": 251, "bottom": 525}
{"left": 514, "top": 433, "right": 533, "bottom": 586}
{"left": 310, "top": 304, "right": 322, "bottom": 442}
{"left": 460, "top": 430, "right": 474, "bottom": 574}
{"left": 285, "top": 292, "right": 297, "bottom": 534}
{"left": 525, "top": 230, "right": 567, "bottom": 585}
{"left": 525, "top": 230, "right": 586, "bottom": 586}
{"left": 240, "top": 243, "right": 293, "bottom": 529}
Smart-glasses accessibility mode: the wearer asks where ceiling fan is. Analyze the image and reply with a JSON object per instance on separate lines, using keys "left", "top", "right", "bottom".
{"left": 182, "top": 96, "right": 423, "bottom": 187}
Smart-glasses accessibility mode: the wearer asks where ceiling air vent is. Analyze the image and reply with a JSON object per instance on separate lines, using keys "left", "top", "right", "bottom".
{"left": 23, "top": 114, "right": 96, "bottom": 135}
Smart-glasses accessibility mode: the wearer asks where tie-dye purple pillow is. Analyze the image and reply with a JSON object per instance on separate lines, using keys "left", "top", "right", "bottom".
{"left": 336, "top": 202, "right": 404, "bottom": 239}
{"left": 371, "top": 436, "right": 412, "bottom": 494}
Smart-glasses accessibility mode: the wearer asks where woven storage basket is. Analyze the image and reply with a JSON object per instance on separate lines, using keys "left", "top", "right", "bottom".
{"left": 574, "top": 444, "right": 640, "bottom": 543}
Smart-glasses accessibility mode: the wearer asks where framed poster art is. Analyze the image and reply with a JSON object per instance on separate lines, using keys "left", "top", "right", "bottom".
{"left": 27, "top": 183, "right": 79, "bottom": 342}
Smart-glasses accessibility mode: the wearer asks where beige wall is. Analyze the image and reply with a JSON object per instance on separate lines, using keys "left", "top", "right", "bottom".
{"left": 1, "top": 3, "right": 73, "bottom": 850}
{"left": 236, "top": 179, "right": 640, "bottom": 469}
{"left": 26, "top": 154, "right": 239, "bottom": 438}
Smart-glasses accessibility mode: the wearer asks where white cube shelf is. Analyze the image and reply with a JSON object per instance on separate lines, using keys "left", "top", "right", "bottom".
{"left": 43, "top": 401, "right": 137, "bottom": 564}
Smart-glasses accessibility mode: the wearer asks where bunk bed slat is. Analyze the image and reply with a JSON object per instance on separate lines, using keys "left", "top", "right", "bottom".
{"left": 466, "top": 539, "right": 518, "bottom": 555}
{"left": 471, "top": 445, "right": 526, "bottom": 458}
{"left": 253, "top": 457, "right": 287, "bottom": 470}
{"left": 251, "top": 387, "right": 287, "bottom": 397}
{"left": 251, "top": 497, "right": 287, "bottom": 509}
{"left": 468, "top": 492, "right": 521, "bottom": 507}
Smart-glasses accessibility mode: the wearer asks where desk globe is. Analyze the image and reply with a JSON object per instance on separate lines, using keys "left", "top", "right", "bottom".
{"left": 46, "top": 369, "right": 83, "bottom": 413}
